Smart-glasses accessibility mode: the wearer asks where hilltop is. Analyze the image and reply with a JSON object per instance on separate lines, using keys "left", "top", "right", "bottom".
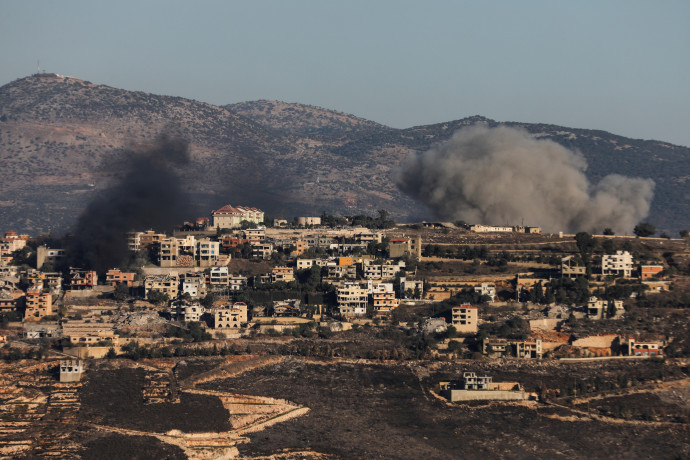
{"left": 0, "top": 74, "right": 689, "bottom": 234}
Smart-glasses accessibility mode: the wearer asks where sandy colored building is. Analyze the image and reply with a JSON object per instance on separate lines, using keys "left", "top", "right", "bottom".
{"left": 451, "top": 304, "right": 478, "bottom": 333}
{"left": 24, "top": 289, "right": 52, "bottom": 321}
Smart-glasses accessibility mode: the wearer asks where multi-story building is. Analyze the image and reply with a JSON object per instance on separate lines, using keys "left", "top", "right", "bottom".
{"left": 195, "top": 238, "right": 220, "bottom": 267}
{"left": 297, "top": 216, "right": 321, "bottom": 227}
{"left": 483, "top": 337, "right": 543, "bottom": 359}
{"left": 628, "top": 338, "right": 663, "bottom": 357}
{"left": 0, "top": 288, "right": 24, "bottom": 314}
{"left": 451, "top": 304, "right": 478, "bottom": 333}
{"left": 157, "top": 236, "right": 179, "bottom": 268}
{"left": 271, "top": 266, "right": 295, "bottom": 283}
{"left": 586, "top": 296, "right": 625, "bottom": 320}
{"left": 363, "top": 260, "right": 406, "bottom": 280}
{"left": 214, "top": 302, "right": 248, "bottom": 329}
{"left": 228, "top": 274, "right": 248, "bottom": 291}
{"left": 212, "top": 205, "right": 264, "bottom": 229}
{"left": 181, "top": 273, "right": 206, "bottom": 298}
{"left": 24, "top": 289, "right": 52, "bottom": 321}
{"left": 561, "top": 255, "right": 586, "bottom": 278}
{"left": 337, "top": 282, "right": 368, "bottom": 317}
{"left": 602, "top": 251, "right": 633, "bottom": 278}
{"left": 208, "top": 267, "right": 229, "bottom": 289}
{"left": 0, "top": 231, "right": 27, "bottom": 256}
{"left": 388, "top": 235, "right": 422, "bottom": 259}
{"left": 371, "top": 283, "right": 399, "bottom": 313}
{"left": 68, "top": 268, "right": 97, "bottom": 290}
{"left": 251, "top": 243, "right": 274, "bottom": 260}
{"left": 144, "top": 274, "right": 179, "bottom": 298}
{"left": 105, "top": 269, "right": 136, "bottom": 287}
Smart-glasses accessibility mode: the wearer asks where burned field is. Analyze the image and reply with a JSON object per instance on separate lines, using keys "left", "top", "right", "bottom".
{"left": 200, "top": 358, "right": 690, "bottom": 459}
{"left": 78, "top": 366, "right": 231, "bottom": 433}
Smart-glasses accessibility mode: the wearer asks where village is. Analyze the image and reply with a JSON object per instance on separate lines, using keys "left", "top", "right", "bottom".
{"left": 1, "top": 204, "right": 689, "bottom": 458}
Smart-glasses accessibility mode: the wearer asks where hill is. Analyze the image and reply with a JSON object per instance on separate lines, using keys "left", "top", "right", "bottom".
{"left": 0, "top": 74, "right": 688, "bottom": 235}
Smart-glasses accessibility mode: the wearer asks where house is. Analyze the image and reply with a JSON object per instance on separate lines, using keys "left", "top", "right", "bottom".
{"left": 181, "top": 273, "right": 206, "bottom": 298}
{"left": 602, "top": 251, "right": 633, "bottom": 278}
{"left": 474, "top": 283, "right": 496, "bottom": 301}
{"left": 60, "top": 360, "right": 85, "bottom": 383}
{"left": 24, "top": 289, "right": 52, "bottom": 321}
{"left": 400, "top": 278, "right": 424, "bottom": 299}
{"left": 212, "top": 205, "right": 264, "bottom": 229}
{"left": 127, "top": 230, "right": 166, "bottom": 251}
{"left": 586, "top": 296, "right": 624, "bottom": 320}
{"left": 208, "top": 267, "right": 229, "bottom": 288}
{"left": 483, "top": 337, "right": 543, "bottom": 358}
{"left": 469, "top": 225, "right": 513, "bottom": 233}
{"left": 105, "top": 269, "right": 135, "bottom": 287}
{"left": 363, "top": 260, "right": 405, "bottom": 280}
{"left": 214, "top": 302, "right": 248, "bottom": 329}
{"left": 640, "top": 265, "right": 664, "bottom": 280}
{"left": 451, "top": 304, "right": 478, "bottom": 334}
{"left": 228, "top": 274, "right": 248, "bottom": 291}
{"left": 628, "top": 338, "right": 663, "bottom": 357}
{"left": 0, "top": 288, "right": 24, "bottom": 314}
{"left": 337, "top": 282, "right": 368, "bottom": 317}
{"left": 0, "top": 231, "right": 27, "bottom": 256}
{"left": 272, "top": 299, "right": 301, "bottom": 317}
{"left": 439, "top": 372, "right": 529, "bottom": 401}
{"left": 68, "top": 268, "right": 97, "bottom": 290}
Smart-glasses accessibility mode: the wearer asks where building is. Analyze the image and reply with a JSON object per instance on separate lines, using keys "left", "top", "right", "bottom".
{"left": 474, "top": 283, "right": 496, "bottom": 302}
{"left": 296, "top": 216, "right": 321, "bottom": 227}
{"left": 183, "top": 303, "right": 205, "bottom": 322}
{"left": 208, "top": 267, "right": 229, "bottom": 289}
{"left": 640, "top": 265, "right": 664, "bottom": 280}
{"left": 371, "top": 283, "right": 399, "bottom": 314}
{"left": 59, "top": 360, "right": 85, "bottom": 383}
{"left": 36, "top": 246, "right": 66, "bottom": 269}
{"left": 251, "top": 243, "right": 274, "bottom": 260}
{"left": 0, "top": 288, "right": 24, "bottom": 314}
{"left": 212, "top": 205, "right": 264, "bottom": 229}
{"left": 214, "top": 302, "right": 248, "bottom": 329}
{"left": 602, "top": 251, "right": 633, "bottom": 278}
{"left": 68, "top": 268, "right": 97, "bottom": 290}
{"left": 451, "top": 304, "right": 478, "bottom": 334}
{"left": 337, "top": 282, "right": 368, "bottom": 317}
{"left": 363, "top": 260, "right": 406, "bottom": 280}
{"left": 144, "top": 274, "right": 179, "bottom": 298}
{"left": 157, "top": 236, "right": 179, "bottom": 268}
{"left": 586, "top": 296, "right": 625, "bottom": 320}
{"left": 271, "top": 266, "right": 295, "bottom": 283}
{"left": 440, "top": 372, "right": 528, "bottom": 402}
{"left": 483, "top": 338, "right": 543, "bottom": 359}
{"left": 561, "top": 256, "right": 586, "bottom": 278}
{"left": 228, "top": 274, "right": 248, "bottom": 291}
{"left": 0, "top": 231, "right": 27, "bottom": 256}
{"left": 181, "top": 273, "right": 206, "bottom": 298}
{"left": 469, "top": 225, "right": 513, "bottom": 233}
{"left": 388, "top": 236, "right": 422, "bottom": 259}
{"left": 195, "top": 238, "right": 220, "bottom": 267}
{"left": 105, "top": 269, "right": 136, "bottom": 287}
{"left": 24, "top": 290, "right": 52, "bottom": 321}
{"left": 628, "top": 338, "right": 663, "bottom": 357}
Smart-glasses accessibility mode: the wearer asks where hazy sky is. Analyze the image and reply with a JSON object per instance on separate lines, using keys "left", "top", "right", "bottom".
{"left": 2, "top": 1, "right": 689, "bottom": 146}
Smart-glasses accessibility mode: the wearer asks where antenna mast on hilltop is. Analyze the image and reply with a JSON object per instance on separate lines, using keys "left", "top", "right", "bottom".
{"left": 37, "top": 60, "right": 40, "bottom": 74}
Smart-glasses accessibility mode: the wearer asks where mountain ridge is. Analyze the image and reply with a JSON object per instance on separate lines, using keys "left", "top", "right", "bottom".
{"left": 1, "top": 74, "right": 688, "bottom": 235}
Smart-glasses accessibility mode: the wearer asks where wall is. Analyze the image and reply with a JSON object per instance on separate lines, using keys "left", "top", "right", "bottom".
{"left": 444, "top": 389, "right": 529, "bottom": 402}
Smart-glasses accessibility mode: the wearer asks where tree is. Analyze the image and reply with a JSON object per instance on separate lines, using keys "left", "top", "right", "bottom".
{"left": 633, "top": 222, "right": 656, "bottom": 238}
{"left": 680, "top": 230, "right": 689, "bottom": 238}
{"left": 603, "top": 228, "right": 615, "bottom": 235}
{"left": 112, "top": 284, "right": 130, "bottom": 301}
{"left": 147, "top": 290, "right": 169, "bottom": 305}
{"left": 575, "top": 232, "right": 596, "bottom": 274}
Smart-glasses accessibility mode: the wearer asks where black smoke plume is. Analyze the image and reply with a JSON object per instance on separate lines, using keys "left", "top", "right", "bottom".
{"left": 396, "top": 125, "right": 655, "bottom": 234}
{"left": 67, "top": 133, "right": 191, "bottom": 273}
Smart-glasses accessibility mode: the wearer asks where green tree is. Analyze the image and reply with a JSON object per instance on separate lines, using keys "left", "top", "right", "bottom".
{"left": 112, "top": 284, "right": 130, "bottom": 301}
{"left": 633, "top": 222, "right": 656, "bottom": 237}
{"left": 147, "top": 290, "right": 169, "bottom": 305}
{"left": 680, "top": 229, "right": 689, "bottom": 238}
{"left": 603, "top": 228, "right": 615, "bottom": 235}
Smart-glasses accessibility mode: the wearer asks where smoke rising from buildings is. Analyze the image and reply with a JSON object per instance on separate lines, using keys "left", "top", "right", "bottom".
{"left": 68, "top": 134, "right": 191, "bottom": 273}
{"left": 395, "top": 125, "right": 655, "bottom": 234}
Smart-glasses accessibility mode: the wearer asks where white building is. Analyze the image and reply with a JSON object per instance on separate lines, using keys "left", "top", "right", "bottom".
{"left": 212, "top": 205, "right": 264, "bottom": 229}
{"left": 474, "top": 283, "right": 496, "bottom": 302}
{"left": 602, "top": 251, "right": 633, "bottom": 278}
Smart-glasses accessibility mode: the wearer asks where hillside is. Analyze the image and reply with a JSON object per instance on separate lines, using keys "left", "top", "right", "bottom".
{"left": 1, "top": 74, "right": 689, "bottom": 235}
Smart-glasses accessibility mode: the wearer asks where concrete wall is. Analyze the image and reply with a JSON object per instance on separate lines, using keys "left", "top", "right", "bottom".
{"left": 444, "top": 389, "right": 528, "bottom": 402}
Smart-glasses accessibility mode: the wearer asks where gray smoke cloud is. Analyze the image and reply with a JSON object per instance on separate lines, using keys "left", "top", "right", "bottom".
{"left": 395, "top": 125, "right": 655, "bottom": 234}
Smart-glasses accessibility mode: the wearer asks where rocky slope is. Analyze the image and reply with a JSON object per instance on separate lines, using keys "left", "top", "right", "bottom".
{"left": 1, "top": 74, "right": 688, "bottom": 235}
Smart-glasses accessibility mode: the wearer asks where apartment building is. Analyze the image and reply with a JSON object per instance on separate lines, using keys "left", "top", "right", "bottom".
{"left": 144, "top": 274, "right": 179, "bottom": 298}
{"left": 105, "top": 269, "right": 135, "bottom": 287}
{"left": 212, "top": 205, "right": 264, "bottom": 229}
{"left": 24, "top": 290, "right": 52, "bottom": 321}
{"left": 214, "top": 302, "right": 248, "bottom": 329}
{"left": 451, "top": 304, "right": 478, "bottom": 333}
{"left": 337, "top": 282, "right": 368, "bottom": 317}
{"left": 602, "top": 251, "right": 633, "bottom": 277}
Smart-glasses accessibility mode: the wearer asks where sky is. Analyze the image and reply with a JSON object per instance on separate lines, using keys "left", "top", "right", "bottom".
{"left": 2, "top": 1, "right": 689, "bottom": 146}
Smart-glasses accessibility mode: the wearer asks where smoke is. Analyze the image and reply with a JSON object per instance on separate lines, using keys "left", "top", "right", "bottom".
{"left": 395, "top": 125, "right": 655, "bottom": 234}
{"left": 67, "top": 133, "right": 191, "bottom": 273}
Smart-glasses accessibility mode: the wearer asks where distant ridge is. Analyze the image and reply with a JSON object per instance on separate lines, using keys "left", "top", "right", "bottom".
{"left": 0, "top": 74, "right": 688, "bottom": 235}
